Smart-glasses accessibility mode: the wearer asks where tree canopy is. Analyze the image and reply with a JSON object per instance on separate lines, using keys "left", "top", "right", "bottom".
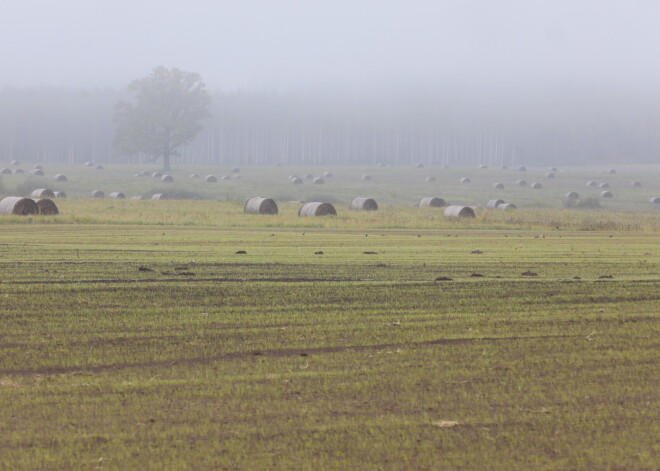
{"left": 113, "top": 66, "right": 211, "bottom": 170}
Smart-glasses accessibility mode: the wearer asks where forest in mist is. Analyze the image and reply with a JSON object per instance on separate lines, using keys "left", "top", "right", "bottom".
{"left": 1, "top": 85, "right": 659, "bottom": 167}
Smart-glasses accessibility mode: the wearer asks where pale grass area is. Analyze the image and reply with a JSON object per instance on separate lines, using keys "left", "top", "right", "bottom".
{"left": 2, "top": 198, "right": 658, "bottom": 232}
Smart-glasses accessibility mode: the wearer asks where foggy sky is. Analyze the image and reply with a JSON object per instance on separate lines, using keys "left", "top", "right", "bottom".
{"left": 2, "top": 0, "right": 660, "bottom": 91}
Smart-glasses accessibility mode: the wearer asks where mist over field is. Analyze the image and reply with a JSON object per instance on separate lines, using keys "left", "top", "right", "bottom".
{"left": 1, "top": 0, "right": 660, "bottom": 166}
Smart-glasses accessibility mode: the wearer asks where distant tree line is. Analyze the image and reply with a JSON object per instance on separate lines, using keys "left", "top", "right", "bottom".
{"left": 1, "top": 85, "right": 658, "bottom": 167}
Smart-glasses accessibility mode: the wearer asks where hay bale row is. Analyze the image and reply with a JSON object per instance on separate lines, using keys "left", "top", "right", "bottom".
{"left": 244, "top": 197, "right": 278, "bottom": 215}
{"left": 419, "top": 197, "right": 447, "bottom": 208}
{"left": 0, "top": 196, "right": 58, "bottom": 215}
{"left": 486, "top": 199, "right": 505, "bottom": 209}
{"left": 298, "top": 202, "right": 337, "bottom": 217}
{"left": 443, "top": 206, "right": 475, "bottom": 218}
{"left": 487, "top": 199, "right": 516, "bottom": 210}
{"left": 350, "top": 197, "right": 378, "bottom": 211}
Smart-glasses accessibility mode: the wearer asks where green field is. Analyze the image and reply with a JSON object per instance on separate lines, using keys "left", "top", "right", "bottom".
{"left": 0, "top": 166, "right": 659, "bottom": 470}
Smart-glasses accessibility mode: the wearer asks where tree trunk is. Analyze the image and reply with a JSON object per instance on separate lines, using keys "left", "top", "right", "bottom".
{"left": 163, "top": 150, "right": 171, "bottom": 171}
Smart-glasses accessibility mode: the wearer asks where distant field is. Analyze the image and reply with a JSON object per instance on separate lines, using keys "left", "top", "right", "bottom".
{"left": 0, "top": 165, "right": 659, "bottom": 470}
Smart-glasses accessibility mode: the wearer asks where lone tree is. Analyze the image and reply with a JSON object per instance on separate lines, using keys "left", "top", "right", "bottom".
{"left": 114, "top": 66, "right": 211, "bottom": 171}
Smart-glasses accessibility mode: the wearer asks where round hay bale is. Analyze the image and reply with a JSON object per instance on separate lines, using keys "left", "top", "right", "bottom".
{"left": 53, "top": 191, "right": 66, "bottom": 198}
{"left": 288, "top": 174, "right": 299, "bottom": 181}
{"left": 84, "top": 161, "right": 94, "bottom": 167}
{"left": 10, "top": 160, "right": 20, "bottom": 166}
{"left": 244, "top": 197, "right": 279, "bottom": 215}
{"left": 54, "top": 173, "right": 67, "bottom": 182}
{"left": 545, "top": 172, "right": 555, "bottom": 179}
{"left": 497, "top": 203, "right": 517, "bottom": 210}
{"left": 442, "top": 164, "right": 450, "bottom": 169}
{"left": 599, "top": 182, "right": 610, "bottom": 189}
{"left": 0, "top": 197, "right": 38, "bottom": 215}
{"left": 33, "top": 164, "right": 43, "bottom": 170}
{"left": 376, "top": 162, "right": 386, "bottom": 167}
{"left": 425, "top": 176, "right": 436, "bottom": 182}
{"left": 35, "top": 198, "right": 59, "bottom": 215}
{"left": 151, "top": 193, "right": 166, "bottom": 200}
{"left": 649, "top": 197, "right": 660, "bottom": 204}
{"left": 130, "top": 196, "right": 143, "bottom": 200}
{"left": 290, "top": 177, "right": 303, "bottom": 184}
{"left": 313, "top": 177, "right": 325, "bottom": 184}
{"left": 161, "top": 174, "right": 174, "bottom": 183}
{"left": 443, "top": 206, "right": 476, "bottom": 218}
{"left": 530, "top": 182, "right": 543, "bottom": 189}
{"left": 479, "top": 164, "right": 488, "bottom": 169}
{"left": 231, "top": 167, "right": 240, "bottom": 173}
{"left": 322, "top": 171, "right": 333, "bottom": 178}
{"left": 298, "top": 202, "right": 337, "bottom": 217}
{"left": 549, "top": 167, "right": 558, "bottom": 172}
{"left": 90, "top": 190, "right": 104, "bottom": 198}
{"left": 419, "top": 197, "right": 447, "bottom": 208}
{"left": 414, "top": 162, "right": 424, "bottom": 168}
{"left": 517, "top": 166, "right": 527, "bottom": 171}
{"left": 608, "top": 169, "right": 616, "bottom": 174}
{"left": 486, "top": 199, "right": 505, "bottom": 209}
{"left": 303, "top": 173, "right": 314, "bottom": 180}
{"left": 1, "top": 168, "right": 12, "bottom": 174}
{"left": 13, "top": 168, "right": 24, "bottom": 174}
{"left": 493, "top": 182, "right": 504, "bottom": 189}
{"left": 361, "top": 175, "right": 372, "bottom": 181}
{"left": 601, "top": 190, "right": 613, "bottom": 198}
{"left": 631, "top": 181, "right": 642, "bottom": 188}
{"left": 139, "top": 170, "right": 151, "bottom": 177}
{"left": 231, "top": 175, "right": 242, "bottom": 180}
{"left": 221, "top": 175, "right": 231, "bottom": 180}
{"left": 501, "top": 165, "right": 509, "bottom": 170}
{"left": 95, "top": 164, "right": 104, "bottom": 170}
{"left": 190, "top": 173, "right": 199, "bottom": 179}
{"left": 30, "top": 169, "right": 44, "bottom": 176}
{"left": 31, "top": 188, "right": 55, "bottom": 198}
{"left": 516, "top": 179, "right": 527, "bottom": 186}
{"left": 586, "top": 181, "right": 598, "bottom": 187}
{"left": 205, "top": 175, "right": 217, "bottom": 182}
{"left": 565, "top": 191, "right": 580, "bottom": 200}
{"left": 460, "top": 177, "right": 471, "bottom": 184}
{"left": 133, "top": 173, "right": 143, "bottom": 178}
{"left": 109, "top": 192, "right": 126, "bottom": 199}
{"left": 350, "top": 197, "right": 378, "bottom": 211}
{"left": 151, "top": 172, "right": 162, "bottom": 178}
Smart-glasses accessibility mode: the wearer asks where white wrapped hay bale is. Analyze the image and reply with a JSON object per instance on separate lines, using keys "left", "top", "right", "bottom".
{"left": 350, "top": 197, "right": 378, "bottom": 211}
{"left": 244, "top": 197, "right": 279, "bottom": 215}
{"left": 419, "top": 197, "right": 446, "bottom": 208}
{"left": 31, "top": 188, "right": 55, "bottom": 198}
{"left": 298, "top": 202, "right": 337, "bottom": 217}
{"left": 35, "top": 198, "right": 59, "bottom": 215}
{"left": 443, "top": 206, "right": 476, "bottom": 218}
{"left": 0, "top": 197, "right": 38, "bottom": 215}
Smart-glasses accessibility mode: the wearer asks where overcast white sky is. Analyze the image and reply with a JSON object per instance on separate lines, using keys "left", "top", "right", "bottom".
{"left": 2, "top": 0, "right": 660, "bottom": 91}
